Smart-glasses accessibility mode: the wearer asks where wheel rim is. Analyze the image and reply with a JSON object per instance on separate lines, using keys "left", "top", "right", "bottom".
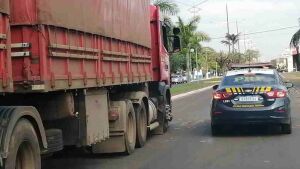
{"left": 15, "top": 141, "right": 36, "bottom": 169}
{"left": 127, "top": 113, "right": 135, "bottom": 145}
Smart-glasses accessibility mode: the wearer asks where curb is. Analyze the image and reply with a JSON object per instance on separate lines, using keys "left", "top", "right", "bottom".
{"left": 171, "top": 85, "right": 213, "bottom": 101}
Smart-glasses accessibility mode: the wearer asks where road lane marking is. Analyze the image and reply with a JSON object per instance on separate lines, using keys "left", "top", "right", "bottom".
{"left": 172, "top": 86, "right": 213, "bottom": 100}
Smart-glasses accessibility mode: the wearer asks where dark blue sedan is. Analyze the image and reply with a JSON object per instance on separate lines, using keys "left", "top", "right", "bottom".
{"left": 211, "top": 69, "right": 293, "bottom": 135}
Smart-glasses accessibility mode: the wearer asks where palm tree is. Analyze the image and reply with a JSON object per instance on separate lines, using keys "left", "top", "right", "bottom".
{"left": 221, "top": 33, "right": 240, "bottom": 53}
{"left": 152, "top": 0, "right": 179, "bottom": 15}
{"left": 176, "top": 16, "right": 210, "bottom": 80}
{"left": 177, "top": 16, "right": 210, "bottom": 48}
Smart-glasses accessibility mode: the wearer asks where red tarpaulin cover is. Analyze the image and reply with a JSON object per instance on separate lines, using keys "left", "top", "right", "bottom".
{"left": 10, "top": 0, "right": 151, "bottom": 48}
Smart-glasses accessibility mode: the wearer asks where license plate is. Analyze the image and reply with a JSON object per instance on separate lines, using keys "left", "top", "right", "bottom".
{"left": 239, "top": 96, "right": 259, "bottom": 102}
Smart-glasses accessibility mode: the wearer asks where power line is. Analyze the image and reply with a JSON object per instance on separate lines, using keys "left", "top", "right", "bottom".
{"left": 211, "top": 25, "right": 299, "bottom": 40}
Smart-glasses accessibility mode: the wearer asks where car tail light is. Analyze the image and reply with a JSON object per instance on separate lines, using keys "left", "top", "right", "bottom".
{"left": 275, "top": 106, "right": 286, "bottom": 113}
{"left": 266, "top": 90, "right": 287, "bottom": 98}
{"left": 213, "top": 92, "right": 232, "bottom": 100}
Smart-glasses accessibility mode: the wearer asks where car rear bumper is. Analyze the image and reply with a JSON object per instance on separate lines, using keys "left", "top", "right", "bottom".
{"left": 212, "top": 117, "right": 290, "bottom": 125}
{"left": 211, "top": 102, "right": 291, "bottom": 125}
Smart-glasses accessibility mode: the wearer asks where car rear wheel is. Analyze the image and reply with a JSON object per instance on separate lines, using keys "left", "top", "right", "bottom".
{"left": 211, "top": 124, "right": 221, "bottom": 136}
{"left": 281, "top": 123, "right": 292, "bottom": 134}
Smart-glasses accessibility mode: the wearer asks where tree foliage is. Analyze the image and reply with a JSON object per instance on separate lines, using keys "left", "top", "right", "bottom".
{"left": 152, "top": 0, "right": 179, "bottom": 15}
{"left": 221, "top": 33, "right": 240, "bottom": 53}
{"left": 170, "top": 16, "right": 210, "bottom": 73}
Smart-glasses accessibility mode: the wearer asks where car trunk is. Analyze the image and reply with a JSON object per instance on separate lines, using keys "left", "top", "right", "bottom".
{"left": 220, "top": 85, "right": 277, "bottom": 108}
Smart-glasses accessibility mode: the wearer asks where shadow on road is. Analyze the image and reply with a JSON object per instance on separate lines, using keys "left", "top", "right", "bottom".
{"left": 190, "top": 120, "right": 286, "bottom": 138}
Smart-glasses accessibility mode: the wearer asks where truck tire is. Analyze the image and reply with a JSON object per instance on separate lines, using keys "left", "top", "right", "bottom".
{"left": 4, "top": 119, "right": 41, "bottom": 169}
{"left": 153, "top": 103, "right": 169, "bottom": 135}
{"left": 125, "top": 101, "right": 137, "bottom": 155}
{"left": 134, "top": 102, "right": 147, "bottom": 148}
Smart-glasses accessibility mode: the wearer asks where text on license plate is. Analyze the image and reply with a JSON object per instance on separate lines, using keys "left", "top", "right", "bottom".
{"left": 239, "top": 96, "right": 259, "bottom": 102}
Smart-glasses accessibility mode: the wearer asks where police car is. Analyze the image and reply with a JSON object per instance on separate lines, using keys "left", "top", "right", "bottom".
{"left": 211, "top": 69, "right": 293, "bottom": 135}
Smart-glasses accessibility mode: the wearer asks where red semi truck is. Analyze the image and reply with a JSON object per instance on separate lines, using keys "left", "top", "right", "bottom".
{"left": 0, "top": 0, "right": 180, "bottom": 168}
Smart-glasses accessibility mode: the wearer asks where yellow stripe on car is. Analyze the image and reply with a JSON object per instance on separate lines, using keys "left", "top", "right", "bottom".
{"left": 265, "top": 87, "right": 272, "bottom": 92}
{"left": 231, "top": 87, "right": 237, "bottom": 93}
{"left": 226, "top": 88, "right": 232, "bottom": 93}
{"left": 260, "top": 87, "right": 265, "bottom": 93}
{"left": 255, "top": 87, "right": 260, "bottom": 93}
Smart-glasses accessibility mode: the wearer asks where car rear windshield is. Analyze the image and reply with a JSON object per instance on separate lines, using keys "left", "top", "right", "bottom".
{"left": 222, "top": 73, "right": 277, "bottom": 86}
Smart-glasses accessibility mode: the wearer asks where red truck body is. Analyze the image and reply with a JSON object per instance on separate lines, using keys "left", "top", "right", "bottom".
{"left": 0, "top": 1, "right": 178, "bottom": 167}
{"left": 0, "top": 0, "right": 12, "bottom": 92}
{"left": 2, "top": 0, "right": 170, "bottom": 92}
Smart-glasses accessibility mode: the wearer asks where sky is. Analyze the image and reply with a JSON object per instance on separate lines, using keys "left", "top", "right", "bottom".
{"left": 172, "top": 0, "right": 300, "bottom": 61}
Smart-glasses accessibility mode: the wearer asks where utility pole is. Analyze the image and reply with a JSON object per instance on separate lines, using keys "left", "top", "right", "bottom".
{"left": 236, "top": 20, "right": 240, "bottom": 53}
{"left": 243, "top": 32, "right": 247, "bottom": 52}
{"left": 190, "top": 48, "right": 193, "bottom": 80}
{"left": 206, "top": 49, "right": 209, "bottom": 79}
{"left": 187, "top": 0, "right": 209, "bottom": 82}
{"left": 236, "top": 20, "right": 241, "bottom": 63}
{"left": 195, "top": 47, "right": 199, "bottom": 80}
{"left": 186, "top": 48, "right": 190, "bottom": 82}
{"left": 215, "top": 62, "right": 218, "bottom": 77}
{"left": 226, "top": 3, "right": 231, "bottom": 53}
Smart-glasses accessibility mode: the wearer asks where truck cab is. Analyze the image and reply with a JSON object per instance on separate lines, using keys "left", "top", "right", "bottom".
{"left": 150, "top": 6, "right": 180, "bottom": 85}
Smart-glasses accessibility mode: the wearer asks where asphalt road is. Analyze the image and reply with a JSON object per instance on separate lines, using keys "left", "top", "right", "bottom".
{"left": 43, "top": 79, "right": 300, "bottom": 169}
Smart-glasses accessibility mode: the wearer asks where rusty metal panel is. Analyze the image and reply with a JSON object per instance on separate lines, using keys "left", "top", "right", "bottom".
{"left": 10, "top": 0, "right": 151, "bottom": 48}
{"left": 84, "top": 89, "right": 109, "bottom": 145}
{"left": 0, "top": 0, "right": 9, "bottom": 14}
{"left": 0, "top": 13, "right": 12, "bottom": 92}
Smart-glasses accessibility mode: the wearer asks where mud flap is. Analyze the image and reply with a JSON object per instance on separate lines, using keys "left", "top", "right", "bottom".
{"left": 92, "top": 132, "right": 126, "bottom": 153}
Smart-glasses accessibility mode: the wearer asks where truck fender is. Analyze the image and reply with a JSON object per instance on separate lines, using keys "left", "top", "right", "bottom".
{"left": 122, "top": 91, "right": 148, "bottom": 105}
{"left": 0, "top": 106, "right": 47, "bottom": 159}
{"left": 114, "top": 91, "right": 148, "bottom": 116}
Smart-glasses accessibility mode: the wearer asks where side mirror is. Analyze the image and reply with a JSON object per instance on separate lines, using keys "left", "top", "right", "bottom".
{"left": 285, "top": 82, "right": 294, "bottom": 89}
{"left": 212, "top": 85, "right": 219, "bottom": 90}
{"left": 173, "top": 36, "right": 181, "bottom": 52}
{"left": 173, "top": 27, "right": 180, "bottom": 35}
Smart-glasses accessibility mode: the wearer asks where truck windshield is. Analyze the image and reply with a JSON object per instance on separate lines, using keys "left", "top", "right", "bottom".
{"left": 222, "top": 74, "right": 277, "bottom": 86}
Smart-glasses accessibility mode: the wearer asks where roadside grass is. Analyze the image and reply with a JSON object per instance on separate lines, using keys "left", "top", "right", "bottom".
{"left": 282, "top": 72, "right": 300, "bottom": 89}
{"left": 171, "top": 78, "right": 221, "bottom": 96}
{"left": 282, "top": 72, "right": 300, "bottom": 80}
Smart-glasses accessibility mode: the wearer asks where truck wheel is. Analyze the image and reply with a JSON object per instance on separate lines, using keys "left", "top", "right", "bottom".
{"left": 134, "top": 102, "right": 147, "bottom": 148}
{"left": 125, "top": 101, "right": 137, "bottom": 155}
{"left": 5, "top": 119, "right": 41, "bottom": 169}
{"left": 153, "top": 104, "right": 169, "bottom": 135}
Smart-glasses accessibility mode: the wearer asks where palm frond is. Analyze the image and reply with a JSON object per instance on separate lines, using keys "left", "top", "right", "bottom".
{"left": 195, "top": 32, "right": 210, "bottom": 42}
{"left": 153, "top": 0, "right": 179, "bottom": 15}
{"left": 221, "top": 40, "right": 231, "bottom": 45}
{"left": 187, "top": 16, "right": 201, "bottom": 32}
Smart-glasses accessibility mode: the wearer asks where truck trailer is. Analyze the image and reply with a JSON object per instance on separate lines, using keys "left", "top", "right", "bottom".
{"left": 0, "top": 0, "right": 181, "bottom": 168}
